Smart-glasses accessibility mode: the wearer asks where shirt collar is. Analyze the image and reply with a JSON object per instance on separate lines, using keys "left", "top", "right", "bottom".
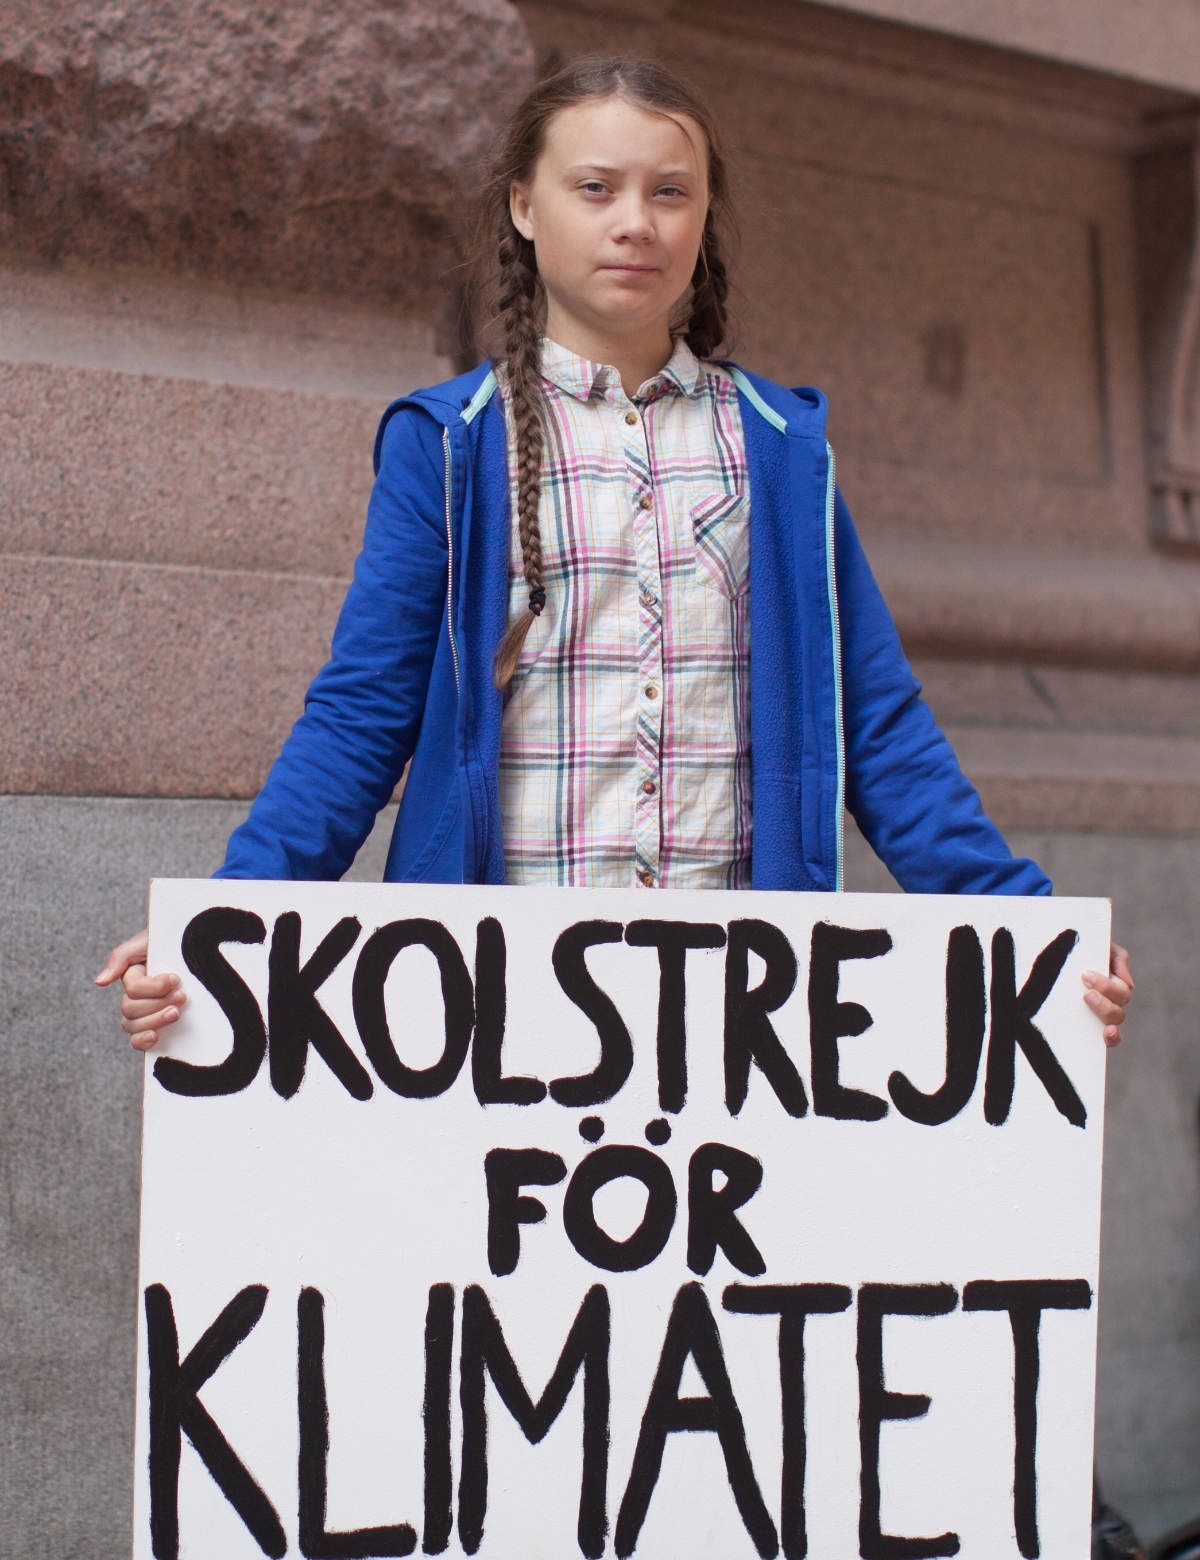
{"left": 538, "top": 335, "right": 704, "bottom": 402}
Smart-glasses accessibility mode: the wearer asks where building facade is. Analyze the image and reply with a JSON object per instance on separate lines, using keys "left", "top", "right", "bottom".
{"left": 2, "top": 0, "right": 1198, "bottom": 1550}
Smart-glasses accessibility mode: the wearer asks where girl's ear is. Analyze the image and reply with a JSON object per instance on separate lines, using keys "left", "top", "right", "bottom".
{"left": 509, "top": 182, "right": 535, "bottom": 242}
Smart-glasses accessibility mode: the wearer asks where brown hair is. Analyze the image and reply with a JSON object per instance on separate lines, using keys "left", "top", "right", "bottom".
{"left": 471, "top": 56, "right": 735, "bottom": 689}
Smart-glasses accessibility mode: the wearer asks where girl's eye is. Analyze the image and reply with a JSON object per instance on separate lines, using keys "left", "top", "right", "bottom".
{"left": 656, "top": 186, "right": 687, "bottom": 199}
{"left": 579, "top": 180, "right": 609, "bottom": 196}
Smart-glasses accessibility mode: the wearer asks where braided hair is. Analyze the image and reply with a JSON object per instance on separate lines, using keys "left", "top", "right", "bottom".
{"left": 491, "top": 225, "right": 548, "bottom": 689}
{"left": 471, "top": 57, "right": 735, "bottom": 690}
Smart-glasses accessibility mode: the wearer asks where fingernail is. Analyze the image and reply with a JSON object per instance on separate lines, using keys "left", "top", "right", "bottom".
{"left": 1081, "top": 970, "right": 1099, "bottom": 987}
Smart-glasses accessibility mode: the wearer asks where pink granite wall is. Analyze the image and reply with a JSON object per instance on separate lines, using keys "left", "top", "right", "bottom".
{"left": 1, "top": 0, "right": 534, "bottom": 801}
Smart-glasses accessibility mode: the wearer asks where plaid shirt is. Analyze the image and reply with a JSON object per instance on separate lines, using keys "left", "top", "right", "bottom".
{"left": 499, "top": 336, "right": 751, "bottom": 888}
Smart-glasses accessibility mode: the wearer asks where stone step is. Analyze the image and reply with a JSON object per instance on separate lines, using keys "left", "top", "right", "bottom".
{"left": 912, "top": 658, "right": 1200, "bottom": 739}
{"left": 871, "top": 535, "right": 1200, "bottom": 673}
{"left": 945, "top": 724, "right": 1200, "bottom": 832}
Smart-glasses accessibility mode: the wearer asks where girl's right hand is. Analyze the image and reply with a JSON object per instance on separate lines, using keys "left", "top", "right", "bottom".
{"left": 94, "top": 929, "right": 186, "bottom": 1052}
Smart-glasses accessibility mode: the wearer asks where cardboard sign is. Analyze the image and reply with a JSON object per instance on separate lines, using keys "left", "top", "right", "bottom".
{"left": 133, "top": 881, "right": 1109, "bottom": 1560}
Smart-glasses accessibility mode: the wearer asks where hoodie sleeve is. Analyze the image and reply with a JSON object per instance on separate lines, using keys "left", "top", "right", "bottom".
{"left": 216, "top": 402, "right": 449, "bottom": 881}
{"left": 835, "top": 488, "right": 1052, "bottom": 896}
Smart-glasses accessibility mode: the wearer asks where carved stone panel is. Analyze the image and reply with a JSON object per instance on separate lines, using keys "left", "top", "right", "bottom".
{"left": 1135, "top": 126, "right": 1200, "bottom": 549}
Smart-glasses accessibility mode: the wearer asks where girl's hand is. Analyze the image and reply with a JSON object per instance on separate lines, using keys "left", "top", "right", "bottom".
{"left": 1082, "top": 941, "right": 1133, "bottom": 1047}
{"left": 94, "top": 929, "right": 186, "bottom": 1052}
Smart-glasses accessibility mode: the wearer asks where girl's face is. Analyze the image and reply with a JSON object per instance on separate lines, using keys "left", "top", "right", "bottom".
{"left": 510, "top": 94, "right": 709, "bottom": 362}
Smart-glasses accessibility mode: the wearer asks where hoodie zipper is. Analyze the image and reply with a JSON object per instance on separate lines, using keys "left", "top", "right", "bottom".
{"left": 824, "top": 439, "right": 845, "bottom": 891}
{"left": 442, "top": 427, "right": 461, "bottom": 696}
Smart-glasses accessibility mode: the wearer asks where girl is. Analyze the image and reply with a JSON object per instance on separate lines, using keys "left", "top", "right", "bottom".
{"left": 97, "top": 56, "right": 1132, "bottom": 1042}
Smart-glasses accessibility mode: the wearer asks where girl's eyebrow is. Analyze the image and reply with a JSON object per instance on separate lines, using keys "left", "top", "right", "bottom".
{"left": 561, "top": 162, "right": 696, "bottom": 180}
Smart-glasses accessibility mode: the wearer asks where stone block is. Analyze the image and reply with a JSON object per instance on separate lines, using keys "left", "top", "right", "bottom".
{"left": 0, "top": 262, "right": 457, "bottom": 805}
{"left": 2, "top": 360, "right": 377, "bottom": 576}
{"left": 0, "top": 257, "right": 453, "bottom": 399}
{"left": 0, "top": 553, "right": 348, "bottom": 797}
{"left": 746, "top": 163, "right": 1107, "bottom": 481}
{"left": 0, "top": 0, "right": 533, "bottom": 298}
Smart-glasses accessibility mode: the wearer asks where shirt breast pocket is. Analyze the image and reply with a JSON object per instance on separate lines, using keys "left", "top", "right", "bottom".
{"left": 690, "top": 490, "right": 750, "bottom": 599}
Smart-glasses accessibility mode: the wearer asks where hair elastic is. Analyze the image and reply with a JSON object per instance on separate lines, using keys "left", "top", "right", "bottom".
{"left": 528, "top": 586, "right": 547, "bottom": 616}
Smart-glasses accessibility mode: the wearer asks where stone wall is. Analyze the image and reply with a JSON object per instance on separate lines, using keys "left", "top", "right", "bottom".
{"left": 2, "top": 0, "right": 1199, "bottom": 1553}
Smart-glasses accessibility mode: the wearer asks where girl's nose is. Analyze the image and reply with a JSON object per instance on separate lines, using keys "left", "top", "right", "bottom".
{"left": 613, "top": 197, "right": 655, "bottom": 242}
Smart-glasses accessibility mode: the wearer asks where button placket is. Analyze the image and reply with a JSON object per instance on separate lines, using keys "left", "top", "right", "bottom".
{"left": 625, "top": 391, "right": 663, "bottom": 890}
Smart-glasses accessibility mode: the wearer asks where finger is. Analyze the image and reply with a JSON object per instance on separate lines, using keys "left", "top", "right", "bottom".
{"left": 122, "top": 1004, "right": 181, "bottom": 1039}
{"left": 95, "top": 928, "right": 150, "bottom": 986}
{"left": 1109, "top": 942, "right": 1133, "bottom": 990}
{"left": 121, "top": 990, "right": 187, "bottom": 1022}
{"left": 1084, "top": 987, "right": 1126, "bottom": 1027}
{"left": 121, "top": 967, "right": 182, "bottom": 1002}
{"left": 130, "top": 1028, "right": 163, "bottom": 1053}
{"left": 1103, "top": 1024, "right": 1123, "bottom": 1048}
{"left": 1083, "top": 971, "right": 1132, "bottom": 1008}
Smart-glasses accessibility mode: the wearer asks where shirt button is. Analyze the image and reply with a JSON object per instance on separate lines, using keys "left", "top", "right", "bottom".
{"left": 637, "top": 493, "right": 653, "bottom": 510}
{"left": 624, "top": 411, "right": 639, "bottom": 426}
{"left": 641, "top": 778, "right": 657, "bottom": 796}
{"left": 644, "top": 685, "right": 659, "bottom": 700}
{"left": 641, "top": 589, "right": 658, "bottom": 608}
{"left": 638, "top": 870, "right": 656, "bottom": 887}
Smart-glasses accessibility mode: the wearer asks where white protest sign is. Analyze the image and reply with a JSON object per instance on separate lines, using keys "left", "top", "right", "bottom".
{"left": 134, "top": 881, "right": 1109, "bottom": 1560}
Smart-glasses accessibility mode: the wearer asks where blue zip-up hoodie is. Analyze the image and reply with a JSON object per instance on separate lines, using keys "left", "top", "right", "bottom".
{"left": 218, "top": 364, "right": 1050, "bottom": 897}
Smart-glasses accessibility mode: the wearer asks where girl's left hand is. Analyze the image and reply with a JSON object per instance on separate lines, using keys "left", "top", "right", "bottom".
{"left": 1082, "top": 942, "right": 1133, "bottom": 1047}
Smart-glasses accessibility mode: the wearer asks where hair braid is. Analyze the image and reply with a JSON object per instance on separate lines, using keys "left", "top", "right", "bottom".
{"left": 684, "top": 214, "right": 732, "bottom": 360}
{"left": 492, "top": 220, "right": 547, "bottom": 691}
